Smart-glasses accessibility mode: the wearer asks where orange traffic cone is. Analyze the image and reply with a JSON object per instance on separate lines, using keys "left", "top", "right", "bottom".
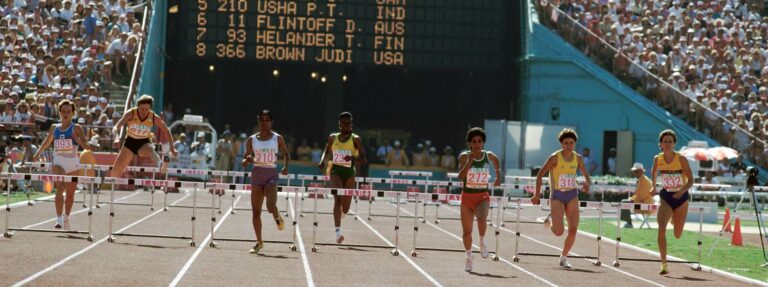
{"left": 722, "top": 208, "right": 732, "bottom": 232}
{"left": 731, "top": 217, "right": 743, "bottom": 246}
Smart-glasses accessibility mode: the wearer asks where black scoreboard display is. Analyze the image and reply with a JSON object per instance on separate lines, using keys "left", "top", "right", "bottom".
{"left": 180, "top": 0, "right": 511, "bottom": 69}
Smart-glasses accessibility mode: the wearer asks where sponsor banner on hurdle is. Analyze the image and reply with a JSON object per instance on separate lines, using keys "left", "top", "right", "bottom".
{"left": 388, "top": 170, "right": 433, "bottom": 177}
{"left": 298, "top": 175, "right": 330, "bottom": 181}
{"left": 3, "top": 173, "right": 102, "bottom": 184}
{"left": 223, "top": 171, "right": 297, "bottom": 179}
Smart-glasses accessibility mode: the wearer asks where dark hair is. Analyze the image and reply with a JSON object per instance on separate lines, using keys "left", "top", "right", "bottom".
{"left": 558, "top": 128, "right": 578, "bottom": 142}
{"left": 57, "top": 99, "right": 75, "bottom": 112}
{"left": 658, "top": 129, "right": 677, "bottom": 143}
{"left": 339, "top": 111, "right": 352, "bottom": 120}
{"left": 136, "top": 94, "right": 153, "bottom": 106}
{"left": 258, "top": 109, "right": 272, "bottom": 121}
{"left": 466, "top": 127, "right": 486, "bottom": 143}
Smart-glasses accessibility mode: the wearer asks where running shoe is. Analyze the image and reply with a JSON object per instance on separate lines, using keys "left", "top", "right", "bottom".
{"left": 559, "top": 256, "right": 572, "bottom": 269}
{"left": 54, "top": 217, "right": 63, "bottom": 229}
{"left": 159, "top": 155, "right": 169, "bottom": 174}
{"left": 63, "top": 216, "right": 71, "bottom": 231}
{"left": 336, "top": 233, "right": 345, "bottom": 244}
{"left": 465, "top": 257, "right": 473, "bottom": 272}
{"left": 660, "top": 263, "right": 669, "bottom": 275}
{"left": 481, "top": 244, "right": 490, "bottom": 259}
{"left": 249, "top": 242, "right": 264, "bottom": 254}
{"left": 275, "top": 214, "right": 285, "bottom": 231}
{"left": 543, "top": 213, "right": 552, "bottom": 229}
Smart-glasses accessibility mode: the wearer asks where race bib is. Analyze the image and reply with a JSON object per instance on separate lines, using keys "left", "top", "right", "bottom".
{"left": 466, "top": 167, "right": 490, "bottom": 189}
{"left": 332, "top": 149, "right": 353, "bottom": 167}
{"left": 253, "top": 148, "right": 277, "bottom": 167}
{"left": 558, "top": 173, "right": 577, "bottom": 189}
{"left": 660, "top": 173, "right": 684, "bottom": 190}
{"left": 127, "top": 123, "right": 152, "bottom": 138}
{"left": 53, "top": 138, "right": 73, "bottom": 154}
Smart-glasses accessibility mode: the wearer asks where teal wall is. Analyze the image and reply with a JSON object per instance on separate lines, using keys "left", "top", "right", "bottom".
{"left": 137, "top": 0, "right": 167, "bottom": 112}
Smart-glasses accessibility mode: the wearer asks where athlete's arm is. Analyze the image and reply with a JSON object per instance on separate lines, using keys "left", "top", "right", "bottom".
{"left": 488, "top": 152, "right": 501, "bottom": 187}
{"left": 153, "top": 113, "right": 176, "bottom": 156}
{"left": 111, "top": 109, "right": 131, "bottom": 144}
{"left": 32, "top": 125, "right": 55, "bottom": 161}
{"left": 650, "top": 156, "right": 659, "bottom": 193}
{"left": 353, "top": 135, "right": 366, "bottom": 165}
{"left": 277, "top": 134, "right": 290, "bottom": 175}
{"left": 72, "top": 124, "right": 89, "bottom": 150}
{"left": 241, "top": 136, "right": 253, "bottom": 168}
{"left": 317, "top": 135, "right": 333, "bottom": 170}
{"left": 577, "top": 154, "right": 591, "bottom": 193}
{"left": 457, "top": 152, "right": 471, "bottom": 180}
{"left": 678, "top": 152, "right": 694, "bottom": 196}
{"left": 534, "top": 155, "right": 557, "bottom": 200}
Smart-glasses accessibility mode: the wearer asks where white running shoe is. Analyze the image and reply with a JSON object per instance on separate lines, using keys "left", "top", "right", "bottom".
{"left": 54, "top": 217, "right": 63, "bottom": 229}
{"left": 63, "top": 216, "right": 71, "bottom": 231}
{"left": 465, "top": 257, "right": 473, "bottom": 272}
{"left": 559, "top": 256, "right": 572, "bottom": 269}
{"left": 336, "top": 233, "right": 345, "bottom": 244}
{"left": 543, "top": 213, "right": 552, "bottom": 229}
{"left": 481, "top": 244, "right": 490, "bottom": 259}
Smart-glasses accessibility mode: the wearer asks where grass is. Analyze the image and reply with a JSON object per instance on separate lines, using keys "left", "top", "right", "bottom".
{"left": 0, "top": 191, "right": 51, "bottom": 206}
{"left": 579, "top": 219, "right": 768, "bottom": 282}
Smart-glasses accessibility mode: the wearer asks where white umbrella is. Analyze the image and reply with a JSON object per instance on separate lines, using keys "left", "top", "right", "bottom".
{"left": 707, "top": 146, "right": 739, "bottom": 161}
{"left": 679, "top": 147, "right": 710, "bottom": 161}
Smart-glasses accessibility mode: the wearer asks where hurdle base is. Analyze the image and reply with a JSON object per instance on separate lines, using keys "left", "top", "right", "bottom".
{"left": 316, "top": 242, "right": 394, "bottom": 249}
{"left": 7, "top": 228, "right": 90, "bottom": 235}
{"left": 415, "top": 247, "right": 498, "bottom": 255}
{"left": 761, "top": 262, "right": 768, "bottom": 268}
{"left": 617, "top": 257, "right": 699, "bottom": 264}
{"left": 518, "top": 252, "right": 597, "bottom": 259}
{"left": 112, "top": 232, "right": 193, "bottom": 240}
{"left": 214, "top": 238, "right": 294, "bottom": 244}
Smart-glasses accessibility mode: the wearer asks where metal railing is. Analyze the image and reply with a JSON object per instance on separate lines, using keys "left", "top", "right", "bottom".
{"left": 124, "top": 3, "right": 152, "bottom": 113}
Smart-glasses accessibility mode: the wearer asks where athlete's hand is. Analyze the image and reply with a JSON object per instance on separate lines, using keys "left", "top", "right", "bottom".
{"left": 582, "top": 182, "right": 590, "bottom": 193}
{"left": 281, "top": 166, "right": 288, "bottom": 175}
{"left": 317, "top": 161, "right": 325, "bottom": 171}
{"left": 493, "top": 178, "right": 500, "bottom": 187}
{"left": 241, "top": 155, "right": 252, "bottom": 168}
{"left": 112, "top": 139, "right": 120, "bottom": 150}
{"left": 531, "top": 193, "right": 541, "bottom": 205}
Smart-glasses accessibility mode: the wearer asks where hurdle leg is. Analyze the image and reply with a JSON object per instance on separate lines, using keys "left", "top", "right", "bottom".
{"left": 593, "top": 204, "right": 603, "bottom": 266}
{"left": 368, "top": 194, "right": 373, "bottom": 221}
{"left": 283, "top": 182, "right": 290, "bottom": 218}
{"left": 288, "top": 187, "right": 301, "bottom": 252}
{"left": 26, "top": 180, "right": 34, "bottom": 206}
{"left": 513, "top": 199, "right": 521, "bottom": 262}
{"left": 693, "top": 208, "right": 703, "bottom": 271}
{"left": 299, "top": 179, "right": 305, "bottom": 218}
{"left": 86, "top": 182, "right": 94, "bottom": 242}
{"left": 230, "top": 175, "right": 237, "bottom": 215}
{"left": 391, "top": 192, "right": 400, "bottom": 256}
{"left": 311, "top": 187, "right": 318, "bottom": 252}
{"left": 492, "top": 197, "right": 502, "bottom": 261}
{"left": 149, "top": 172, "right": 156, "bottom": 211}
{"left": 613, "top": 204, "right": 622, "bottom": 267}
{"left": 411, "top": 192, "right": 420, "bottom": 257}
{"left": 434, "top": 200, "right": 440, "bottom": 224}
{"left": 209, "top": 188, "right": 218, "bottom": 248}
{"left": 94, "top": 171, "right": 100, "bottom": 208}
{"left": 4, "top": 177, "right": 12, "bottom": 238}
{"left": 81, "top": 183, "right": 87, "bottom": 208}
{"left": 108, "top": 182, "right": 115, "bottom": 242}
{"left": 189, "top": 187, "right": 197, "bottom": 247}
{"left": 218, "top": 175, "right": 224, "bottom": 215}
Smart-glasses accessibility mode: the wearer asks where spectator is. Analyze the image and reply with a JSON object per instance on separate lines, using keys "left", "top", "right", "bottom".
{"left": 606, "top": 147, "right": 617, "bottom": 176}
{"left": 174, "top": 133, "right": 190, "bottom": 156}
{"left": 295, "top": 138, "right": 311, "bottom": 161}
{"left": 386, "top": 140, "right": 409, "bottom": 167}
{"left": 440, "top": 146, "right": 457, "bottom": 171}
{"left": 582, "top": 147, "right": 598, "bottom": 175}
{"left": 215, "top": 131, "right": 234, "bottom": 173}
{"left": 428, "top": 146, "right": 439, "bottom": 166}
{"left": 310, "top": 141, "right": 323, "bottom": 163}
{"left": 190, "top": 132, "right": 210, "bottom": 160}
{"left": 376, "top": 138, "right": 392, "bottom": 163}
{"left": 411, "top": 143, "right": 429, "bottom": 167}
{"left": 232, "top": 133, "right": 247, "bottom": 171}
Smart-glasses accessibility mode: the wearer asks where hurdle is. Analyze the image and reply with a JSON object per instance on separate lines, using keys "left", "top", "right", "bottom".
{"left": 106, "top": 177, "right": 205, "bottom": 246}
{"left": 3, "top": 173, "right": 100, "bottom": 242}
{"left": 297, "top": 174, "right": 330, "bottom": 217}
{"left": 610, "top": 201, "right": 707, "bottom": 270}
{"left": 307, "top": 187, "right": 398, "bottom": 253}
{"left": 204, "top": 183, "right": 302, "bottom": 251}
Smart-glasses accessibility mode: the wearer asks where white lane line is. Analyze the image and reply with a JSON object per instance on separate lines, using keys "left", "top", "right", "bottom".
{"left": 441, "top": 205, "right": 665, "bottom": 287}
{"left": 400, "top": 207, "right": 557, "bottom": 287}
{"left": 288, "top": 198, "right": 315, "bottom": 287}
{"left": 21, "top": 190, "right": 142, "bottom": 229}
{"left": 7, "top": 195, "right": 55, "bottom": 208}
{"left": 169, "top": 195, "right": 240, "bottom": 287}
{"left": 13, "top": 192, "right": 193, "bottom": 287}
{"left": 354, "top": 214, "right": 443, "bottom": 287}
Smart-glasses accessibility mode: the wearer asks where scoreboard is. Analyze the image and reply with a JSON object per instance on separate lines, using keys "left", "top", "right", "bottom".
{"left": 179, "top": 0, "right": 511, "bottom": 69}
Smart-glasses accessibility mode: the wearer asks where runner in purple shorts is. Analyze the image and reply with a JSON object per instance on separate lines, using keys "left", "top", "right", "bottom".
{"left": 241, "top": 110, "right": 290, "bottom": 255}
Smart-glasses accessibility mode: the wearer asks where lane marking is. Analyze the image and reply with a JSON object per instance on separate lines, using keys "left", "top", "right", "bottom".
{"left": 288, "top": 198, "right": 315, "bottom": 287}
{"left": 12, "top": 192, "right": 193, "bottom": 287}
